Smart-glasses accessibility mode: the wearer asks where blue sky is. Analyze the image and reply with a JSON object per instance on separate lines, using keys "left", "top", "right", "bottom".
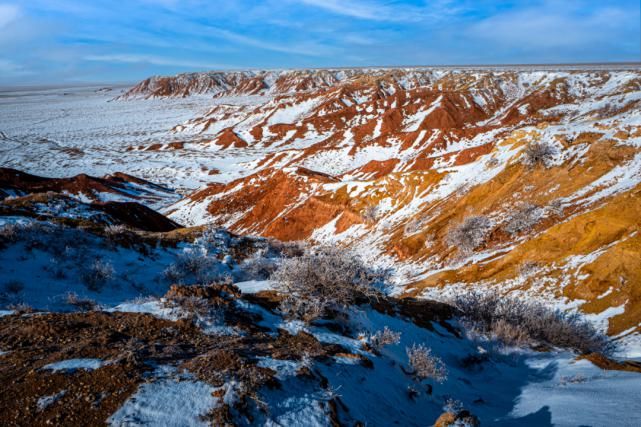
{"left": 0, "top": 0, "right": 639, "bottom": 84}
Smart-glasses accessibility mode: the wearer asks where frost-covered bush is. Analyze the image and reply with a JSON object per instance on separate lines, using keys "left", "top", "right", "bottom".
{"left": 518, "top": 260, "right": 540, "bottom": 277}
{"left": 362, "top": 204, "right": 380, "bottom": 224}
{"left": 267, "top": 239, "right": 306, "bottom": 258}
{"left": 164, "top": 249, "right": 218, "bottom": 284}
{"left": 503, "top": 203, "right": 544, "bottom": 236}
{"left": 0, "top": 221, "right": 55, "bottom": 248}
{"left": 273, "top": 246, "right": 386, "bottom": 322}
{"left": 0, "top": 223, "right": 20, "bottom": 242}
{"left": 369, "top": 327, "right": 402, "bottom": 351}
{"left": 163, "top": 227, "right": 236, "bottom": 284}
{"left": 406, "top": 343, "right": 448, "bottom": 383}
{"left": 7, "top": 302, "right": 33, "bottom": 314}
{"left": 453, "top": 291, "right": 612, "bottom": 354}
{"left": 404, "top": 218, "right": 423, "bottom": 235}
{"left": 194, "top": 227, "right": 231, "bottom": 254}
{"left": 81, "top": 258, "right": 115, "bottom": 291}
{"left": 241, "top": 249, "right": 279, "bottom": 280}
{"left": 521, "top": 141, "right": 558, "bottom": 169}
{"left": 104, "top": 224, "right": 129, "bottom": 236}
{"left": 548, "top": 199, "right": 565, "bottom": 217}
{"left": 65, "top": 292, "right": 98, "bottom": 311}
{"left": 447, "top": 216, "right": 492, "bottom": 255}
{"left": 103, "top": 224, "right": 134, "bottom": 244}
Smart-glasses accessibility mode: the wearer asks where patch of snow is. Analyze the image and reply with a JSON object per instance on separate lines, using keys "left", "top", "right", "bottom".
{"left": 509, "top": 355, "right": 641, "bottom": 426}
{"left": 257, "top": 357, "right": 305, "bottom": 380}
{"left": 268, "top": 99, "right": 320, "bottom": 125}
{"left": 108, "top": 366, "right": 220, "bottom": 427}
{"left": 234, "top": 280, "right": 274, "bottom": 294}
{"left": 263, "top": 393, "right": 332, "bottom": 427}
{"left": 109, "top": 299, "right": 184, "bottom": 321}
{"left": 37, "top": 390, "right": 66, "bottom": 411}
{"left": 43, "top": 358, "right": 105, "bottom": 372}
{"left": 403, "top": 95, "right": 442, "bottom": 132}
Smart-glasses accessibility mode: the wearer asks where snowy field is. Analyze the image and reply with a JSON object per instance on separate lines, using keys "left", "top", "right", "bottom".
{"left": 0, "top": 85, "right": 268, "bottom": 191}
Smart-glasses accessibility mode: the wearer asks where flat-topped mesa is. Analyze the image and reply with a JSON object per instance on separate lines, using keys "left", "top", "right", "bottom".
{"left": 117, "top": 71, "right": 258, "bottom": 99}
{"left": 118, "top": 65, "right": 641, "bottom": 99}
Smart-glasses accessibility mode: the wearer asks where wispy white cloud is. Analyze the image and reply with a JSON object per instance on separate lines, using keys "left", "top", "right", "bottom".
{"left": 296, "top": 0, "right": 391, "bottom": 21}
{"left": 294, "top": 0, "right": 460, "bottom": 22}
{"left": 84, "top": 54, "right": 232, "bottom": 70}
{"left": 206, "top": 27, "right": 334, "bottom": 56}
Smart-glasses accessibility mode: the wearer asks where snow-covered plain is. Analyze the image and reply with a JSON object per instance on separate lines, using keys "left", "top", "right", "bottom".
{"left": 0, "top": 85, "right": 269, "bottom": 191}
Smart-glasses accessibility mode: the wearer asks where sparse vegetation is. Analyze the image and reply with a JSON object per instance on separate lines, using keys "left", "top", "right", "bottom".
{"left": 104, "top": 224, "right": 130, "bottom": 236}
{"left": 7, "top": 302, "right": 33, "bottom": 314}
{"left": 273, "top": 246, "right": 386, "bottom": 322}
{"left": 163, "top": 249, "right": 218, "bottom": 284}
{"left": 486, "top": 157, "right": 500, "bottom": 167}
{"left": 362, "top": 204, "right": 380, "bottom": 224}
{"left": 548, "top": 198, "right": 565, "bottom": 217}
{"left": 81, "top": 258, "right": 115, "bottom": 291}
{"left": 241, "top": 249, "right": 278, "bottom": 280}
{"left": 446, "top": 216, "right": 492, "bottom": 255}
{"left": 452, "top": 291, "right": 612, "bottom": 354}
{"left": 503, "top": 203, "right": 543, "bottom": 236}
{"left": 369, "top": 327, "right": 402, "bottom": 351}
{"left": 521, "top": 141, "right": 558, "bottom": 169}
{"left": 518, "top": 260, "right": 540, "bottom": 277}
{"left": 404, "top": 218, "right": 423, "bottom": 235}
{"left": 267, "top": 239, "right": 306, "bottom": 258}
{"left": 65, "top": 292, "right": 98, "bottom": 311}
{"left": 406, "top": 343, "right": 448, "bottom": 383}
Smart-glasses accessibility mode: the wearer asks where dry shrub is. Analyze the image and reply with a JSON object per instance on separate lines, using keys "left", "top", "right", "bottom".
{"left": 446, "top": 216, "right": 492, "bottom": 255}
{"left": 453, "top": 291, "right": 612, "bottom": 354}
{"left": 104, "top": 224, "right": 129, "bottom": 236}
{"left": 362, "top": 204, "right": 380, "bottom": 224}
{"left": 273, "top": 246, "right": 386, "bottom": 322}
{"left": 241, "top": 250, "right": 278, "bottom": 280}
{"left": 163, "top": 250, "right": 217, "bottom": 284}
{"left": 65, "top": 292, "right": 98, "bottom": 311}
{"left": 548, "top": 199, "right": 565, "bottom": 217}
{"left": 267, "top": 239, "right": 306, "bottom": 258}
{"left": 7, "top": 302, "right": 33, "bottom": 314}
{"left": 0, "top": 221, "right": 56, "bottom": 248}
{"left": 522, "top": 141, "right": 558, "bottom": 169}
{"left": 81, "top": 258, "right": 115, "bottom": 291}
{"left": 406, "top": 343, "right": 448, "bottom": 383}
{"left": 518, "top": 260, "right": 540, "bottom": 277}
{"left": 369, "top": 327, "right": 402, "bottom": 351}
{"left": 503, "top": 203, "right": 544, "bottom": 236}
{"left": 404, "top": 218, "right": 423, "bottom": 235}
{"left": 486, "top": 157, "right": 500, "bottom": 167}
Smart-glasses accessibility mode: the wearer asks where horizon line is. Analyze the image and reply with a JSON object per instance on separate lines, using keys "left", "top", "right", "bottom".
{"left": 2, "top": 61, "right": 639, "bottom": 90}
